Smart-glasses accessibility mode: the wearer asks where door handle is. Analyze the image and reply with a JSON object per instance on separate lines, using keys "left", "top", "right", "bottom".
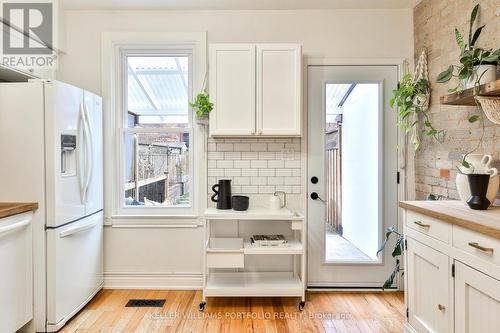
{"left": 468, "top": 242, "right": 494, "bottom": 253}
{"left": 414, "top": 221, "right": 430, "bottom": 228}
{"left": 310, "top": 192, "right": 325, "bottom": 202}
{"left": 59, "top": 220, "right": 98, "bottom": 238}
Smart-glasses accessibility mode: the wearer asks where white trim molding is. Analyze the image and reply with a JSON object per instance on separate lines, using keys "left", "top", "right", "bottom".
{"left": 104, "top": 272, "right": 203, "bottom": 290}
{"left": 101, "top": 31, "right": 207, "bottom": 222}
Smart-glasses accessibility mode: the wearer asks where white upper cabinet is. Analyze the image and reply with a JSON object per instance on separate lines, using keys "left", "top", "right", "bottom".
{"left": 256, "top": 44, "right": 301, "bottom": 136}
{"left": 209, "top": 43, "right": 302, "bottom": 137}
{"left": 209, "top": 44, "right": 256, "bottom": 136}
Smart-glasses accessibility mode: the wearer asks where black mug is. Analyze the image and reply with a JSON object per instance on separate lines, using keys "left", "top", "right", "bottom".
{"left": 211, "top": 179, "right": 232, "bottom": 209}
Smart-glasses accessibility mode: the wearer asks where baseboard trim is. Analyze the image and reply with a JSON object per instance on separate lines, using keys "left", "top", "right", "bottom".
{"left": 104, "top": 272, "right": 203, "bottom": 290}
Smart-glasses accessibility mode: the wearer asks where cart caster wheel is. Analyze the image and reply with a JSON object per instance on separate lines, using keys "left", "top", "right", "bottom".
{"left": 298, "top": 301, "right": 305, "bottom": 311}
{"left": 199, "top": 301, "right": 206, "bottom": 311}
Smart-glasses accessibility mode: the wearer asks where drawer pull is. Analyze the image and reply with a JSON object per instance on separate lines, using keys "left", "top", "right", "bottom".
{"left": 468, "top": 242, "right": 494, "bottom": 253}
{"left": 438, "top": 304, "right": 445, "bottom": 311}
{"left": 414, "top": 221, "right": 430, "bottom": 228}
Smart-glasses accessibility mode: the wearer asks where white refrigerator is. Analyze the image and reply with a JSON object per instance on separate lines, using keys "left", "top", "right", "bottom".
{"left": 0, "top": 80, "right": 103, "bottom": 332}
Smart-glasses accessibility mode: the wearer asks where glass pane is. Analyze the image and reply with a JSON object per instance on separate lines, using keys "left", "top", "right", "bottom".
{"left": 127, "top": 56, "right": 189, "bottom": 128}
{"left": 324, "top": 83, "right": 380, "bottom": 263}
{"left": 123, "top": 132, "right": 190, "bottom": 207}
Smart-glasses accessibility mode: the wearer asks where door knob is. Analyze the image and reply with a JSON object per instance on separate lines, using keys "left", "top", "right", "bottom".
{"left": 310, "top": 192, "right": 325, "bottom": 202}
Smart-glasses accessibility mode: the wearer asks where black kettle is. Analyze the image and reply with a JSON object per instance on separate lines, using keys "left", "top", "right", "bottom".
{"left": 211, "top": 179, "right": 232, "bottom": 209}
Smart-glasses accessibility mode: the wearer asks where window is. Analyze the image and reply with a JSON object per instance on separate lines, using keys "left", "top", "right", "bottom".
{"left": 120, "top": 52, "right": 193, "bottom": 211}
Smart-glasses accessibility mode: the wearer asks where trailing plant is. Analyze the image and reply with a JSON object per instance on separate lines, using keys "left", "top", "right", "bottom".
{"left": 390, "top": 73, "right": 443, "bottom": 150}
{"left": 377, "top": 226, "right": 404, "bottom": 289}
{"left": 435, "top": 4, "right": 492, "bottom": 173}
{"left": 437, "top": 4, "right": 500, "bottom": 93}
{"left": 189, "top": 90, "right": 213, "bottom": 120}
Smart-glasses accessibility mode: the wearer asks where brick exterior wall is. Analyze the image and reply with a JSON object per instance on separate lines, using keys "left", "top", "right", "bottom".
{"left": 413, "top": 0, "right": 500, "bottom": 199}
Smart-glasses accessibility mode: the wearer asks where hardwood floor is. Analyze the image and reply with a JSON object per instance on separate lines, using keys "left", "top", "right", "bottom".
{"left": 60, "top": 290, "right": 405, "bottom": 333}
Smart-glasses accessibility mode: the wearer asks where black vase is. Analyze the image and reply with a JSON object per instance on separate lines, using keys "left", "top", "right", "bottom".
{"left": 211, "top": 179, "right": 232, "bottom": 209}
{"left": 466, "top": 174, "right": 491, "bottom": 210}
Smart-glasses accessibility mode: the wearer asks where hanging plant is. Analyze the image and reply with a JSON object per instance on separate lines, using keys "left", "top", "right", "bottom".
{"left": 190, "top": 90, "right": 213, "bottom": 122}
{"left": 390, "top": 73, "right": 443, "bottom": 150}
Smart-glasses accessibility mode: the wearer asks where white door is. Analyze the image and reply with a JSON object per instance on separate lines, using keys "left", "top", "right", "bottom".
{"left": 46, "top": 211, "right": 103, "bottom": 331}
{"left": 209, "top": 44, "right": 256, "bottom": 136}
{"left": 256, "top": 44, "right": 301, "bottom": 135}
{"left": 83, "top": 91, "right": 103, "bottom": 215}
{"left": 45, "top": 82, "right": 85, "bottom": 227}
{"left": 407, "top": 238, "right": 451, "bottom": 333}
{"left": 455, "top": 261, "right": 500, "bottom": 333}
{"left": 307, "top": 65, "right": 399, "bottom": 287}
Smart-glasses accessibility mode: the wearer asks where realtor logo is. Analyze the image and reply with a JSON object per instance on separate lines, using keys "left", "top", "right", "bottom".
{"left": 1, "top": 0, "right": 56, "bottom": 68}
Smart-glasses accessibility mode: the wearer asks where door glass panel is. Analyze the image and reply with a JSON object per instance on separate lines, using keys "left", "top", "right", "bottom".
{"left": 324, "top": 83, "right": 380, "bottom": 263}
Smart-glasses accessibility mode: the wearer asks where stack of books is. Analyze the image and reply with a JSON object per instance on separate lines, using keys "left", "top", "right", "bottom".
{"left": 250, "top": 234, "right": 288, "bottom": 247}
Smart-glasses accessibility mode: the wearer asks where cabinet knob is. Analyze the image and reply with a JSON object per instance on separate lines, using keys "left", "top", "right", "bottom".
{"left": 438, "top": 304, "right": 445, "bottom": 311}
{"left": 258, "top": 129, "right": 262, "bottom": 135}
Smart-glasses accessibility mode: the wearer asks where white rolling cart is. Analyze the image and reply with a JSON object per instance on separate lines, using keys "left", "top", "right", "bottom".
{"left": 200, "top": 207, "right": 306, "bottom": 311}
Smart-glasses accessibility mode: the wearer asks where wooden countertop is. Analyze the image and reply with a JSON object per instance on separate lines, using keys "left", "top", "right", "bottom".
{"left": 400, "top": 200, "right": 500, "bottom": 239}
{"left": 0, "top": 202, "right": 38, "bottom": 219}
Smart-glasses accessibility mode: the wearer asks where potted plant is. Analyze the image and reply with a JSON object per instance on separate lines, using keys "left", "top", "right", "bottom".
{"left": 390, "top": 73, "right": 443, "bottom": 150}
{"left": 437, "top": 4, "right": 500, "bottom": 92}
{"left": 377, "top": 226, "right": 404, "bottom": 289}
{"left": 190, "top": 90, "right": 213, "bottom": 125}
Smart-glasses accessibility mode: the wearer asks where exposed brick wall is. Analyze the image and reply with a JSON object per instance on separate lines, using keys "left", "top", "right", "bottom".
{"left": 413, "top": 0, "right": 500, "bottom": 199}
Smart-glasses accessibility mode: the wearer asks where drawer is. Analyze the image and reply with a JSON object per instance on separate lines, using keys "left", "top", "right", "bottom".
{"left": 206, "top": 238, "right": 244, "bottom": 268}
{"left": 406, "top": 211, "right": 451, "bottom": 244}
{"left": 453, "top": 225, "right": 500, "bottom": 267}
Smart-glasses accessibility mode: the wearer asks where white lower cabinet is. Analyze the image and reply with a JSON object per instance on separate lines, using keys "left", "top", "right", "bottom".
{"left": 404, "top": 208, "right": 500, "bottom": 333}
{"left": 455, "top": 262, "right": 500, "bottom": 333}
{"left": 407, "top": 238, "right": 451, "bottom": 333}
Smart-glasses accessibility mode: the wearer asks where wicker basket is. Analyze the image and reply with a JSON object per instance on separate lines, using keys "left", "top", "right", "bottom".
{"left": 476, "top": 96, "right": 500, "bottom": 124}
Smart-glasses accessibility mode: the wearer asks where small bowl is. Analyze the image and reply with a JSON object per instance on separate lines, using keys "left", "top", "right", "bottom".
{"left": 232, "top": 195, "right": 249, "bottom": 211}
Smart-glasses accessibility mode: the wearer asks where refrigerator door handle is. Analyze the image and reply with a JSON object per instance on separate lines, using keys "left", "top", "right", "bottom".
{"left": 78, "top": 103, "right": 86, "bottom": 202}
{"left": 59, "top": 219, "right": 98, "bottom": 238}
{"left": 82, "top": 102, "right": 94, "bottom": 203}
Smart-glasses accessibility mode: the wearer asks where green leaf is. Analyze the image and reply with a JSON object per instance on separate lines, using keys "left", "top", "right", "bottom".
{"left": 462, "top": 160, "right": 471, "bottom": 169}
{"left": 469, "top": 4, "right": 479, "bottom": 46}
{"left": 436, "top": 65, "right": 454, "bottom": 83}
{"left": 471, "top": 25, "right": 485, "bottom": 47}
{"left": 468, "top": 115, "right": 480, "bottom": 123}
{"left": 455, "top": 28, "right": 465, "bottom": 51}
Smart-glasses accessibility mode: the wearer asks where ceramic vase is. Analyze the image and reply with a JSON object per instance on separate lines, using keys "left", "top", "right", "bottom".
{"left": 466, "top": 174, "right": 491, "bottom": 210}
{"left": 466, "top": 64, "right": 498, "bottom": 88}
{"left": 456, "top": 154, "right": 499, "bottom": 206}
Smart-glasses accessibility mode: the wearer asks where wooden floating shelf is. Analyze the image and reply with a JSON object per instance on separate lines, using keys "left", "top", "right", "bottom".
{"left": 440, "top": 79, "right": 500, "bottom": 106}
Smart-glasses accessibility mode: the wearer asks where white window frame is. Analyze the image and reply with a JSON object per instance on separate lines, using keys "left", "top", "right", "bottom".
{"left": 102, "top": 32, "right": 207, "bottom": 221}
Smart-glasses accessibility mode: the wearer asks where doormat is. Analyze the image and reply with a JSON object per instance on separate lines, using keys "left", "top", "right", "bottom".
{"left": 125, "top": 299, "right": 166, "bottom": 307}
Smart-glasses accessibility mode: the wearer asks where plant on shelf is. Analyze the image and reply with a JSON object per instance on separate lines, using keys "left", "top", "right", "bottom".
{"left": 390, "top": 73, "right": 443, "bottom": 150}
{"left": 190, "top": 90, "right": 213, "bottom": 124}
{"left": 437, "top": 4, "right": 500, "bottom": 93}
{"left": 377, "top": 226, "right": 404, "bottom": 289}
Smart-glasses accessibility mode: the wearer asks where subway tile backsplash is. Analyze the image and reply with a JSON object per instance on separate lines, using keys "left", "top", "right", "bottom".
{"left": 207, "top": 137, "right": 302, "bottom": 195}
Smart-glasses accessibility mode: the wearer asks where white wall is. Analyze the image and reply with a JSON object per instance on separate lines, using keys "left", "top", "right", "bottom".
{"left": 57, "top": 9, "right": 413, "bottom": 288}
{"left": 341, "top": 84, "right": 380, "bottom": 259}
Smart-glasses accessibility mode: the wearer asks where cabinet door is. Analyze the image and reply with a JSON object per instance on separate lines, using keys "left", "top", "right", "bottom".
{"left": 256, "top": 44, "right": 301, "bottom": 136}
{"left": 407, "top": 238, "right": 451, "bottom": 333}
{"left": 455, "top": 261, "right": 500, "bottom": 333}
{"left": 209, "top": 44, "right": 256, "bottom": 136}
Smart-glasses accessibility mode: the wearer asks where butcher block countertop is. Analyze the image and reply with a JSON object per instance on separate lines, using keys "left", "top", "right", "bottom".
{"left": 400, "top": 200, "right": 500, "bottom": 239}
{"left": 0, "top": 202, "right": 38, "bottom": 219}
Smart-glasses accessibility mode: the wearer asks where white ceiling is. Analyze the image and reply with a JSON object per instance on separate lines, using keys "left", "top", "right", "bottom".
{"left": 61, "top": 0, "right": 422, "bottom": 10}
